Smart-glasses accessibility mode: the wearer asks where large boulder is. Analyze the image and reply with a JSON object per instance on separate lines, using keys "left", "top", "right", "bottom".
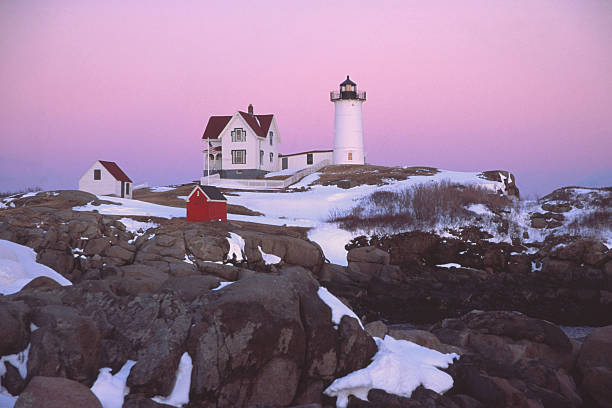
{"left": 0, "top": 300, "right": 30, "bottom": 356}
{"left": 432, "top": 311, "right": 580, "bottom": 408}
{"left": 185, "top": 267, "right": 376, "bottom": 407}
{"left": 15, "top": 376, "right": 102, "bottom": 408}
{"left": 27, "top": 305, "right": 101, "bottom": 384}
{"left": 577, "top": 325, "right": 612, "bottom": 407}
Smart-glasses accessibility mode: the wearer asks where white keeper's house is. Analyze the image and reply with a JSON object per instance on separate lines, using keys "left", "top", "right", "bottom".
{"left": 78, "top": 160, "right": 133, "bottom": 198}
{"left": 201, "top": 104, "right": 280, "bottom": 179}
{"left": 200, "top": 75, "right": 366, "bottom": 180}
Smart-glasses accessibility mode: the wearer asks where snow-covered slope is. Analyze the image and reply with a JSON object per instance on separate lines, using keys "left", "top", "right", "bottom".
{"left": 0, "top": 239, "right": 72, "bottom": 295}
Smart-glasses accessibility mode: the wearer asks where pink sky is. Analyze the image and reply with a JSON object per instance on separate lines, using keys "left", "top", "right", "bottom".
{"left": 1, "top": 0, "right": 611, "bottom": 196}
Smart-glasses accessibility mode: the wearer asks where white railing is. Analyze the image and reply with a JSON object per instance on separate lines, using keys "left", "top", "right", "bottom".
{"left": 201, "top": 160, "right": 331, "bottom": 189}
{"left": 281, "top": 159, "right": 331, "bottom": 188}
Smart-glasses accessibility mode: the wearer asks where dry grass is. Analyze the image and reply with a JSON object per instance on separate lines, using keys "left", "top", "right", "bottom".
{"left": 0, "top": 186, "right": 41, "bottom": 198}
{"left": 314, "top": 165, "right": 439, "bottom": 187}
{"left": 567, "top": 210, "right": 612, "bottom": 235}
{"left": 328, "top": 180, "right": 512, "bottom": 233}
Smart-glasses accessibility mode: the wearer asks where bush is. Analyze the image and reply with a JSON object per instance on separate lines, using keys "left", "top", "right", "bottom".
{"left": 328, "top": 180, "right": 513, "bottom": 233}
{"left": 567, "top": 210, "right": 612, "bottom": 235}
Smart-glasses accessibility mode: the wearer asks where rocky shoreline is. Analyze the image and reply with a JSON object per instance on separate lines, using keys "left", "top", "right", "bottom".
{"left": 1, "top": 189, "right": 611, "bottom": 407}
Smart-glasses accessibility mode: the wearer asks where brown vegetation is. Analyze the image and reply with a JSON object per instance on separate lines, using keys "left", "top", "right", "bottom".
{"left": 328, "top": 180, "right": 513, "bottom": 233}
{"left": 314, "top": 165, "right": 439, "bottom": 187}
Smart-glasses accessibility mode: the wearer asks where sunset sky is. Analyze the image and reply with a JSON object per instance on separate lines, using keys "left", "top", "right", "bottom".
{"left": 1, "top": 1, "right": 611, "bottom": 196}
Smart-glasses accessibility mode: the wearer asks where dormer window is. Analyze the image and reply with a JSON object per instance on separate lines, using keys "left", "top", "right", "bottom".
{"left": 231, "top": 128, "right": 246, "bottom": 142}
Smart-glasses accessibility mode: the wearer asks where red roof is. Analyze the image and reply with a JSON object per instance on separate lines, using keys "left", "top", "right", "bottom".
{"left": 99, "top": 160, "right": 132, "bottom": 182}
{"left": 202, "top": 112, "right": 274, "bottom": 140}
{"left": 202, "top": 116, "right": 232, "bottom": 140}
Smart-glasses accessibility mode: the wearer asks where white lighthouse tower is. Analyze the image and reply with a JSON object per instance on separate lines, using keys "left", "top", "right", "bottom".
{"left": 331, "top": 75, "right": 366, "bottom": 165}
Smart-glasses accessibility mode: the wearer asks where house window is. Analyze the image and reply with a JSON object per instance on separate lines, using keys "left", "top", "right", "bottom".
{"left": 269, "top": 152, "right": 273, "bottom": 163}
{"left": 348, "top": 152, "right": 353, "bottom": 161}
{"left": 125, "top": 183, "right": 130, "bottom": 195}
{"left": 260, "top": 150, "right": 264, "bottom": 165}
{"left": 231, "top": 128, "right": 246, "bottom": 142}
{"left": 282, "top": 157, "right": 288, "bottom": 170}
{"left": 93, "top": 169, "right": 101, "bottom": 180}
{"left": 232, "top": 150, "right": 246, "bottom": 164}
{"left": 269, "top": 131, "right": 273, "bottom": 146}
{"left": 307, "top": 153, "right": 313, "bottom": 165}
{"left": 208, "top": 154, "right": 215, "bottom": 161}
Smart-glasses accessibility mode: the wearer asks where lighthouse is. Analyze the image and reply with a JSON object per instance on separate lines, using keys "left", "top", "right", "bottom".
{"left": 331, "top": 75, "right": 366, "bottom": 165}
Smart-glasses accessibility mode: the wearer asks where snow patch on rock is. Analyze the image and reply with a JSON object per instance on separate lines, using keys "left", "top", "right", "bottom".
{"left": 325, "top": 336, "right": 459, "bottom": 408}
{"left": 0, "top": 239, "right": 72, "bottom": 295}
{"left": 90, "top": 360, "right": 136, "bottom": 408}
{"left": 152, "top": 352, "right": 192, "bottom": 407}
{"left": 226, "top": 232, "right": 245, "bottom": 262}
{"left": 258, "top": 246, "right": 281, "bottom": 265}
{"left": 317, "top": 286, "right": 364, "bottom": 329}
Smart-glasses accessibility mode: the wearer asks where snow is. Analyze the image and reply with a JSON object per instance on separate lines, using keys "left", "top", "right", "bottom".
{"left": 183, "top": 254, "right": 194, "bottom": 264}
{"left": 264, "top": 167, "right": 304, "bottom": 178}
{"left": 290, "top": 172, "right": 322, "bottom": 189}
{"left": 325, "top": 336, "right": 459, "bottom": 408}
{"left": 226, "top": 232, "right": 246, "bottom": 262}
{"left": 258, "top": 246, "right": 281, "bottom": 265}
{"left": 74, "top": 196, "right": 185, "bottom": 219}
{"left": 308, "top": 225, "right": 354, "bottom": 266}
{"left": 90, "top": 360, "right": 136, "bottom": 408}
{"left": 466, "top": 203, "right": 491, "bottom": 215}
{"left": 0, "top": 239, "right": 72, "bottom": 295}
{"left": 317, "top": 287, "right": 364, "bottom": 329}
{"left": 212, "top": 281, "right": 235, "bottom": 291}
{"left": 118, "top": 218, "right": 159, "bottom": 234}
{"left": 152, "top": 352, "right": 192, "bottom": 407}
{"left": 436, "top": 263, "right": 462, "bottom": 269}
{"left": 20, "top": 191, "right": 40, "bottom": 198}
{"left": 0, "top": 344, "right": 29, "bottom": 380}
{"left": 0, "top": 343, "right": 30, "bottom": 404}
{"left": 149, "top": 186, "right": 176, "bottom": 193}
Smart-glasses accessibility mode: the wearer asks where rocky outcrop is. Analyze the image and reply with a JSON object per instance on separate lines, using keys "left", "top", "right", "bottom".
{"left": 333, "top": 233, "right": 612, "bottom": 326}
{"left": 1, "top": 265, "right": 375, "bottom": 407}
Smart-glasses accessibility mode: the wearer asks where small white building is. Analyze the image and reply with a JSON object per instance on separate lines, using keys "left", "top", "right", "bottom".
{"left": 78, "top": 160, "right": 133, "bottom": 198}
{"left": 279, "top": 150, "right": 333, "bottom": 171}
{"left": 201, "top": 104, "right": 281, "bottom": 180}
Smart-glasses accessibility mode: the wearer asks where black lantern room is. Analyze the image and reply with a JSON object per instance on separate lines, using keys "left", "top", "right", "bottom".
{"left": 331, "top": 75, "right": 366, "bottom": 101}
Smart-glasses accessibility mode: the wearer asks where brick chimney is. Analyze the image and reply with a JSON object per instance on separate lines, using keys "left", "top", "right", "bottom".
{"left": 248, "top": 104, "right": 254, "bottom": 115}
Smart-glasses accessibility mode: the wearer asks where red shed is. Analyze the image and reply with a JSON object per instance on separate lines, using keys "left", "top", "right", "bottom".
{"left": 186, "top": 185, "right": 227, "bottom": 222}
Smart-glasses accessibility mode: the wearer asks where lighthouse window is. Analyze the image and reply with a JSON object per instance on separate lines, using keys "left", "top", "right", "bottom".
{"left": 270, "top": 152, "right": 273, "bottom": 163}
{"left": 348, "top": 152, "right": 353, "bottom": 161}
{"left": 231, "top": 128, "right": 246, "bottom": 142}
{"left": 231, "top": 150, "right": 246, "bottom": 164}
{"left": 269, "top": 131, "right": 273, "bottom": 145}
{"left": 306, "top": 153, "right": 313, "bottom": 165}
